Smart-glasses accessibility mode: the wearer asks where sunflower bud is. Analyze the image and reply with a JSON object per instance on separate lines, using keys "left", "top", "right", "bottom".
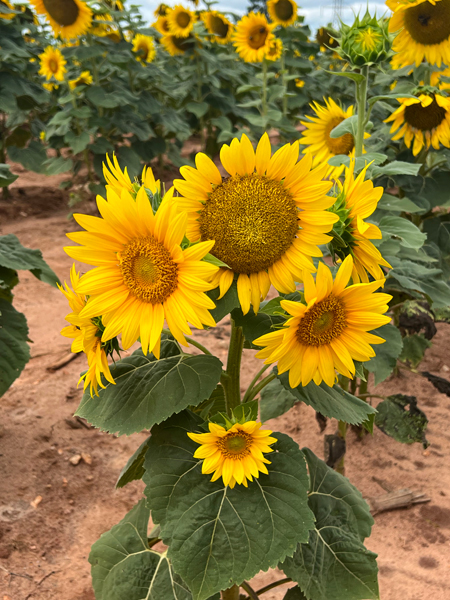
{"left": 338, "top": 12, "right": 393, "bottom": 67}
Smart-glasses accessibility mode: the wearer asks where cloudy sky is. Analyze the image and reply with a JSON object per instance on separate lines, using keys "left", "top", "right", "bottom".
{"left": 137, "top": 0, "right": 389, "bottom": 32}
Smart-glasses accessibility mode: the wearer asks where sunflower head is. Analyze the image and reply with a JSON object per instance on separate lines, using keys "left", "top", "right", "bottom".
{"left": 153, "top": 14, "right": 170, "bottom": 35}
{"left": 338, "top": 11, "right": 392, "bottom": 66}
{"left": 316, "top": 26, "right": 339, "bottom": 49}
{"left": 233, "top": 12, "right": 274, "bottom": 63}
{"left": 188, "top": 420, "right": 277, "bottom": 488}
{"left": 295, "top": 78, "right": 305, "bottom": 88}
{"left": 267, "top": 0, "right": 298, "bottom": 27}
{"left": 167, "top": 4, "right": 195, "bottom": 38}
{"left": 103, "top": 153, "right": 160, "bottom": 198}
{"left": 38, "top": 46, "right": 67, "bottom": 82}
{"left": 154, "top": 2, "right": 169, "bottom": 17}
{"left": 29, "top": 0, "right": 92, "bottom": 40}
{"left": 161, "top": 32, "right": 197, "bottom": 55}
{"left": 132, "top": 33, "right": 156, "bottom": 63}
{"left": 202, "top": 11, "right": 233, "bottom": 44}
{"left": 0, "top": 0, "right": 15, "bottom": 20}
{"left": 69, "top": 70, "right": 93, "bottom": 90}
{"left": 265, "top": 37, "right": 283, "bottom": 61}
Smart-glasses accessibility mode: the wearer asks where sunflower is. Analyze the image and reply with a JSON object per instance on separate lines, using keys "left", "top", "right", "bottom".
{"left": 254, "top": 255, "right": 392, "bottom": 388}
{"left": 132, "top": 33, "right": 156, "bottom": 63}
{"left": 103, "top": 153, "right": 160, "bottom": 197}
{"left": 29, "top": 0, "right": 92, "bottom": 40}
{"left": 267, "top": 0, "right": 297, "bottom": 27}
{"left": 188, "top": 420, "right": 277, "bottom": 488}
{"left": 69, "top": 70, "right": 92, "bottom": 89}
{"left": 167, "top": 4, "right": 195, "bottom": 38}
{"left": 431, "top": 66, "right": 450, "bottom": 91}
{"left": 161, "top": 32, "right": 196, "bottom": 55}
{"left": 173, "top": 133, "right": 338, "bottom": 315}
{"left": 154, "top": 2, "right": 169, "bottom": 17}
{"left": 153, "top": 14, "right": 170, "bottom": 35}
{"left": 388, "top": 0, "right": 450, "bottom": 68}
{"left": 59, "top": 265, "right": 116, "bottom": 397}
{"left": 295, "top": 78, "right": 305, "bottom": 88}
{"left": 316, "top": 26, "right": 339, "bottom": 49}
{"left": 233, "top": 12, "right": 274, "bottom": 63}
{"left": 64, "top": 184, "right": 219, "bottom": 357}
{"left": 385, "top": 92, "right": 450, "bottom": 155}
{"left": 90, "top": 12, "right": 120, "bottom": 40}
{"left": 202, "top": 10, "right": 234, "bottom": 44}
{"left": 299, "top": 97, "right": 369, "bottom": 178}
{"left": 265, "top": 37, "right": 283, "bottom": 61}
{"left": 38, "top": 46, "right": 67, "bottom": 81}
{"left": 0, "top": 0, "right": 15, "bottom": 20}
{"left": 332, "top": 162, "right": 392, "bottom": 283}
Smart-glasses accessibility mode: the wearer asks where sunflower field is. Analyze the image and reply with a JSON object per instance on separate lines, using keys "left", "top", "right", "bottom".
{"left": 2, "top": 0, "right": 450, "bottom": 598}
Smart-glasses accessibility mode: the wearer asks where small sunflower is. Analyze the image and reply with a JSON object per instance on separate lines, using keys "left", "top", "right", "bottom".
{"left": 65, "top": 183, "right": 219, "bottom": 358}
{"left": 295, "top": 78, "right": 305, "bottom": 88}
{"left": 29, "top": 0, "right": 92, "bottom": 40}
{"left": 174, "top": 133, "right": 338, "bottom": 315}
{"left": 161, "top": 32, "right": 196, "bottom": 55}
{"left": 431, "top": 66, "right": 450, "bottom": 91}
{"left": 254, "top": 255, "right": 392, "bottom": 388}
{"left": 38, "top": 46, "right": 67, "bottom": 81}
{"left": 154, "top": 2, "right": 169, "bottom": 17}
{"left": 388, "top": 0, "right": 450, "bottom": 68}
{"left": 0, "top": 0, "right": 15, "bottom": 20}
{"left": 316, "top": 26, "right": 339, "bottom": 49}
{"left": 132, "top": 33, "right": 156, "bottom": 63}
{"left": 202, "top": 10, "right": 234, "bottom": 44}
{"left": 267, "top": 0, "right": 297, "bottom": 27}
{"left": 59, "top": 265, "right": 116, "bottom": 397}
{"left": 385, "top": 92, "right": 450, "bottom": 155}
{"left": 153, "top": 14, "right": 170, "bottom": 35}
{"left": 103, "top": 153, "right": 160, "bottom": 197}
{"left": 69, "top": 70, "right": 92, "bottom": 89}
{"left": 188, "top": 420, "right": 277, "bottom": 488}
{"left": 167, "top": 4, "right": 195, "bottom": 38}
{"left": 299, "top": 97, "right": 369, "bottom": 178}
{"left": 265, "top": 37, "right": 283, "bottom": 61}
{"left": 332, "top": 162, "right": 392, "bottom": 283}
{"left": 90, "top": 12, "right": 120, "bottom": 40}
{"left": 233, "top": 12, "right": 274, "bottom": 63}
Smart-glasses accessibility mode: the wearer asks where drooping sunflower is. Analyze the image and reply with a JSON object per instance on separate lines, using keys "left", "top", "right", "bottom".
{"left": 202, "top": 10, "right": 234, "bottom": 44}
{"left": 65, "top": 185, "right": 219, "bottom": 357}
{"left": 299, "top": 97, "right": 369, "bottom": 178}
{"left": 69, "top": 70, "right": 92, "bottom": 89}
{"left": 166, "top": 4, "right": 195, "bottom": 38}
{"left": 267, "top": 0, "right": 297, "bottom": 27}
{"left": 103, "top": 153, "right": 160, "bottom": 197}
{"left": 38, "top": 46, "right": 67, "bottom": 81}
{"left": 0, "top": 0, "right": 15, "bottom": 20}
{"left": 188, "top": 420, "right": 277, "bottom": 488}
{"left": 265, "top": 37, "right": 283, "bottom": 61}
{"left": 153, "top": 14, "right": 170, "bottom": 35}
{"left": 332, "top": 161, "right": 392, "bottom": 283}
{"left": 161, "top": 32, "right": 196, "bottom": 55}
{"left": 233, "top": 12, "right": 274, "bottom": 63}
{"left": 254, "top": 255, "right": 392, "bottom": 388}
{"left": 132, "top": 33, "right": 156, "bottom": 63}
{"left": 385, "top": 92, "right": 450, "bottom": 155}
{"left": 388, "top": 0, "right": 450, "bottom": 68}
{"left": 29, "top": 0, "right": 92, "bottom": 40}
{"left": 59, "top": 265, "right": 116, "bottom": 397}
{"left": 173, "top": 133, "right": 338, "bottom": 315}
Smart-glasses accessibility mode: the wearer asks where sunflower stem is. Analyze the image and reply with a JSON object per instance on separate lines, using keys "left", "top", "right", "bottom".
{"left": 354, "top": 65, "right": 369, "bottom": 158}
{"left": 222, "top": 584, "right": 240, "bottom": 600}
{"left": 281, "top": 49, "right": 287, "bottom": 117}
{"left": 161, "top": 328, "right": 212, "bottom": 355}
{"left": 336, "top": 420, "right": 347, "bottom": 475}
{"left": 262, "top": 58, "right": 268, "bottom": 119}
{"left": 245, "top": 372, "right": 276, "bottom": 403}
{"left": 222, "top": 318, "right": 244, "bottom": 415}
{"left": 241, "top": 581, "right": 259, "bottom": 600}
{"left": 243, "top": 364, "right": 271, "bottom": 403}
{"left": 254, "top": 577, "right": 293, "bottom": 595}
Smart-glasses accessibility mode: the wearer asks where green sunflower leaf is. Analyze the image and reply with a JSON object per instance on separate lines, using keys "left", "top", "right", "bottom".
{"left": 208, "top": 280, "right": 240, "bottom": 322}
{"left": 284, "top": 587, "right": 308, "bottom": 600}
{"left": 75, "top": 342, "right": 223, "bottom": 436}
{"left": 0, "top": 234, "right": 60, "bottom": 287}
{"left": 115, "top": 436, "right": 151, "bottom": 489}
{"left": 231, "top": 307, "right": 285, "bottom": 349}
{"left": 364, "top": 324, "right": 403, "bottom": 385}
{"left": 374, "top": 394, "right": 429, "bottom": 448}
{"left": 143, "top": 411, "right": 315, "bottom": 600}
{"left": 280, "top": 448, "right": 379, "bottom": 600}
{"left": 0, "top": 299, "right": 30, "bottom": 398}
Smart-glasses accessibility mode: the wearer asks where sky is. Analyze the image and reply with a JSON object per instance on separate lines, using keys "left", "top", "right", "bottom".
{"left": 136, "top": 0, "right": 390, "bottom": 33}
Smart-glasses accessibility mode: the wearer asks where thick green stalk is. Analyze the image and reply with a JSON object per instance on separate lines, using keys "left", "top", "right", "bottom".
{"left": 242, "top": 364, "right": 270, "bottom": 403}
{"left": 221, "top": 318, "right": 244, "bottom": 414}
{"left": 222, "top": 585, "right": 240, "bottom": 600}
{"left": 354, "top": 66, "right": 369, "bottom": 158}
{"left": 336, "top": 420, "right": 347, "bottom": 475}
{"left": 281, "top": 50, "right": 287, "bottom": 117}
{"left": 196, "top": 56, "right": 206, "bottom": 151}
{"left": 262, "top": 59, "right": 268, "bottom": 119}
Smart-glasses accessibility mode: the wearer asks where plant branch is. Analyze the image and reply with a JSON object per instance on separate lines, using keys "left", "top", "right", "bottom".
{"left": 354, "top": 65, "right": 369, "bottom": 158}
{"left": 242, "top": 364, "right": 270, "bottom": 403}
{"left": 255, "top": 577, "right": 292, "bottom": 595}
{"left": 222, "top": 318, "right": 244, "bottom": 414}
{"left": 241, "top": 581, "right": 259, "bottom": 600}
{"left": 161, "top": 329, "right": 212, "bottom": 355}
{"left": 245, "top": 372, "right": 276, "bottom": 403}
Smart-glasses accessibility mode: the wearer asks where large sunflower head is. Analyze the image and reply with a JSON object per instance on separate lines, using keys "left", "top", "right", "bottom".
{"left": 267, "top": 0, "right": 298, "bottom": 27}
{"left": 188, "top": 420, "right": 277, "bottom": 488}
{"left": 202, "top": 10, "right": 234, "bottom": 44}
{"left": 385, "top": 91, "right": 450, "bottom": 155}
{"left": 29, "top": 0, "right": 92, "bottom": 40}
{"left": 166, "top": 4, "right": 195, "bottom": 38}
{"left": 254, "top": 255, "right": 392, "bottom": 388}
{"left": 153, "top": 14, "right": 170, "bottom": 35}
{"left": 299, "top": 97, "right": 370, "bottom": 178}
{"left": 161, "top": 32, "right": 196, "bottom": 55}
{"left": 103, "top": 153, "right": 160, "bottom": 197}
{"left": 233, "top": 12, "right": 274, "bottom": 63}
{"left": 132, "top": 33, "right": 156, "bottom": 63}
{"left": 173, "top": 133, "right": 338, "bottom": 315}
{"left": 65, "top": 163, "right": 219, "bottom": 358}
{"left": 59, "top": 265, "right": 117, "bottom": 397}
{"left": 69, "top": 70, "right": 92, "bottom": 90}
{"left": 265, "top": 37, "right": 283, "bottom": 61}
{"left": 0, "top": 0, "right": 15, "bottom": 20}
{"left": 330, "top": 161, "right": 392, "bottom": 283}
{"left": 38, "top": 46, "right": 67, "bottom": 81}
{"left": 387, "top": 0, "right": 450, "bottom": 67}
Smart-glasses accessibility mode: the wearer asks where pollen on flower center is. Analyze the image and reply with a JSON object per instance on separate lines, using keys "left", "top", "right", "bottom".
{"left": 119, "top": 235, "right": 178, "bottom": 303}
{"left": 217, "top": 431, "right": 252, "bottom": 459}
{"left": 49, "top": 58, "right": 58, "bottom": 72}
{"left": 248, "top": 26, "right": 269, "bottom": 49}
{"left": 325, "top": 117, "right": 355, "bottom": 155}
{"left": 198, "top": 173, "right": 298, "bottom": 274}
{"left": 404, "top": 0, "right": 450, "bottom": 45}
{"left": 404, "top": 97, "right": 447, "bottom": 131}
{"left": 43, "top": 0, "right": 79, "bottom": 26}
{"left": 296, "top": 295, "right": 347, "bottom": 346}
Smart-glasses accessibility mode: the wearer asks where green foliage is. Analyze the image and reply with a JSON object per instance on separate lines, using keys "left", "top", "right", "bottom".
{"left": 400, "top": 334, "right": 432, "bottom": 368}
{"left": 115, "top": 436, "right": 151, "bottom": 489}
{"left": 364, "top": 324, "right": 403, "bottom": 385}
{"left": 0, "top": 163, "right": 18, "bottom": 186}
{"left": 375, "top": 394, "right": 429, "bottom": 448}
{"left": 0, "top": 299, "right": 30, "bottom": 397}
{"left": 0, "top": 234, "right": 60, "bottom": 287}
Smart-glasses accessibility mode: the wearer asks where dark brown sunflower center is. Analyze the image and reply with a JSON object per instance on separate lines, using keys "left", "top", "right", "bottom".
{"left": 210, "top": 15, "right": 229, "bottom": 38}
{"left": 156, "top": 3, "right": 169, "bottom": 16}
{"left": 248, "top": 25, "right": 269, "bottom": 49}
{"left": 404, "top": 0, "right": 450, "bottom": 45}
{"left": 325, "top": 116, "right": 355, "bottom": 155}
{"left": 49, "top": 58, "right": 59, "bottom": 73}
{"left": 176, "top": 10, "right": 191, "bottom": 28}
{"left": 137, "top": 42, "right": 149, "bottom": 61}
{"left": 296, "top": 295, "right": 347, "bottom": 346}
{"left": 173, "top": 34, "right": 195, "bottom": 51}
{"left": 217, "top": 432, "right": 252, "bottom": 459}
{"left": 199, "top": 173, "right": 298, "bottom": 274}
{"left": 274, "top": 0, "right": 294, "bottom": 21}
{"left": 268, "top": 42, "right": 279, "bottom": 56}
{"left": 316, "top": 27, "right": 339, "bottom": 48}
{"left": 43, "top": 0, "right": 79, "bottom": 26}
{"left": 119, "top": 235, "right": 178, "bottom": 303}
{"left": 404, "top": 96, "right": 447, "bottom": 131}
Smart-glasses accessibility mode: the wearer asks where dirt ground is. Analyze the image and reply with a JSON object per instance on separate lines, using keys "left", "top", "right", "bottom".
{"left": 0, "top": 165, "right": 449, "bottom": 600}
